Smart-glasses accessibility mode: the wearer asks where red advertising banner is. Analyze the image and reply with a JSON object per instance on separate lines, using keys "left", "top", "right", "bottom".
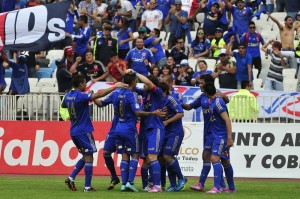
{"left": 0, "top": 121, "right": 131, "bottom": 175}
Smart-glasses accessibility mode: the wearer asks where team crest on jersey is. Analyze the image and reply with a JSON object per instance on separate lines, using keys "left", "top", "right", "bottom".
{"left": 142, "top": 53, "right": 146, "bottom": 57}
{"left": 214, "top": 13, "right": 218, "bottom": 17}
{"left": 242, "top": 10, "right": 246, "bottom": 15}
{"left": 94, "top": 65, "right": 98, "bottom": 69}
{"left": 108, "top": 40, "right": 112, "bottom": 45}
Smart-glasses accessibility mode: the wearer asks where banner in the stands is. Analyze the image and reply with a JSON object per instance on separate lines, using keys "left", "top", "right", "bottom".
{"left": 0, "top": 1, "right": 70, "bottom": 51}
{"left": 85, "top": 82, "right": 300, "bottom": 121}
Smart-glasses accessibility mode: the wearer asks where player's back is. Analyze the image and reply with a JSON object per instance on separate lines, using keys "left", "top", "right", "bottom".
{"left": 63, "top": 90, "right": 94, "bottom": 136}
{"left": 210, "top": 97, "right": 227, "bottom": 137}
{"left": 115, "top": 88, "right": 140, "bottom": 132}
{"left": 163, "top": 95, "right": 184, "bottom": 134}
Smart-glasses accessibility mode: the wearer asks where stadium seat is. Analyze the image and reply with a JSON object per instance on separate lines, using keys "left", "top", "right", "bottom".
{"left": 283, "top": 79, "right": 298, "bottom": 92}
{"left": 282, "top": 68, "right": 296, "bottom": 79}
{"left": 133, "top": 31, "right": 139, "bottom": 38}
{"left": 204, "top": 59, "right": 216, "bottom": 71}
{"left": 49, "top": 60, "right": 57, "bottom": 70}
{"left": 40, "top": 86, "right": 58, "bottom": 93}
{"left": 3, "top": 78, "right": 11, "bottom": 93}
{"left": 36, "top": 71, "right": 52, "bottom": 80}
{"left": 253, "top": 78, "right": 264, "bottom": 91}
{"left": 253, "top": 68, "right": 258, "bottom": 80}
{"left": 214, "top": 78, "right": 220, "bottom": 89}
{"left": 28, "top": 78, "right": 38, "bottom": 87}
{"left": 261, "top": 30, "right": 279, "bottom": 42}
{"left": 196, "top": 13, "right": 205, "bottom": 24}
{"left": 270, "top": 12, "right": 287, "bottom": 23}
{"left": 30, "top": 86, "right": 40, "bottom": 93}
{"left": 37, "top": 78, "right": 57, "bottom": 88}
{"left": 188, "top": 58, "right": 198, "bottom": 71}
{"left": 46, "top": 50, "right": 64, "bottom": 63}
{"left": 190, "top": 31, "right": 197, "bottom": 41}
{"left": 160, "top": 31, "right": 167, "bottom": 40}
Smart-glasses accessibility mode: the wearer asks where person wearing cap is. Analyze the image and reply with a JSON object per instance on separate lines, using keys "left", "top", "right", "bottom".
{"left": 63, "top": 46, "right": 75, "bottom": 71}
{"left": 225, "top": 0, "right": 253, "bottom": 38}
{"left": 141, "top": 0, "right": 163, "bottom": 31}
{"left": 211, "top": 27, "right": 226, "bottom": 59}
{"left": 94, "top": 24, "right": 118, "bottom": 66}
{"left": 175, "top": 59, "right": 194, "bottom": 86}
{"left": 191, "top": 60, "right": 213, "bottom": 86}
{"left": 2, "top": 51, "right": 29, "bottom": 95}
{"left": 110, "top": 0, "right": 136, "bottom": 32}
{"left": 132, "top": 26, "right": 150, "bottom": 48}
{"left": 227, "top": 80, "right": 259, "bottom": 122}
{"left": 240, "top": 21, "right": 265, "bottom": 78}
{"left": 227, "top": 36, "right": 253, "bottom": 89}
{"left": 205, "top": 0, "right": 230, "bottom": 31}
{"left": 214, "top": 49, "right": 237, "bottom": 89}
{"left": 56, "top": 59, "right": 72, "bottom": 93}
{"left": 165, "top": 0, "right": 188, "bottom": 49}
{"left": 198, "top": 0, "right": 224, "bottom": 39}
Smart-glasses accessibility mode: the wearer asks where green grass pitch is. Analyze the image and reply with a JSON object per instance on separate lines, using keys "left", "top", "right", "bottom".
{"left": 0, "top": 175, "right": 299, "bottom": 199}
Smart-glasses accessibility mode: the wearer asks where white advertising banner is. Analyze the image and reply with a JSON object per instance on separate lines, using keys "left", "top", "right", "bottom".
{"left": 179, "top": 123, "right": 300, "bottom": 178}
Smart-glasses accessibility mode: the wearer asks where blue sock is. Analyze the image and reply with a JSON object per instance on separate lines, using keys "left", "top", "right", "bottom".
{"left": 70, "top": 158, "right": 85, "bottom": 180}
{"left": 148, "top": 163, "right": 153, "bottom": 184}
{"left": 103, "top": 153, "right": 117, "bottom": 179}
{"left": 150, "top": 160, "right": 161, "bottom": 186}
{"left": 84, "top": 162, "right": 93, "bottom": 188}
{"left": 128, "top": 158, "right": 138, "bottom": 183}
{"left": 212, "top": 162, "right": 222, "bottom": 190}
{"left": 224, "top": 164, "right": 235, "bottom": 190}
{"left": 160, "top": 163, "right": 166, "bottom": 187}
{"left": 220, "top": 168, "right": 226, "bottom": 188}
{"left": 199, "top": 161, "right": 211, "bottom": 187}
{"left": 166, "top": 164, "right": 177, "bottom": 187}
{"left": 167, "top": 159, "right": 183, "bottom": 180}
{"left": 120, "top": 160, "right": 129, "bottom": 185}
{"left": 141, "top": 166, "right": 148, "bottom": 189}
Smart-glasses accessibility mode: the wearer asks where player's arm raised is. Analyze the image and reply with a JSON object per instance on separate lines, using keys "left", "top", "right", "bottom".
{"left": 91, "top": 82, "right": 128, "bottom": 100}
{"left": 125, "top": 69, "right": 155, "bottom": 90}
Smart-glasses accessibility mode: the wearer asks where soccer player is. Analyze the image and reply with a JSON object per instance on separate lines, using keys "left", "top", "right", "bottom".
{"left": 159, "top": 82, "right": 187, "bottom": 192}
{"left": 93, "top": 88, "right": 122, "bottom": 190}
{"left": 63, "top": 74, "right": 127, "bottom": 192}
{"left": 115, "top": 73, "right": 166, "bottom": 192}
{"left": 202, "top": 82, "right": 235, "bottom": 194}
{"left": 129, "top": 69, "right": 165, "bottom": 192}
{"left": 181, "top": 74, "right": 228, "bottom": 191}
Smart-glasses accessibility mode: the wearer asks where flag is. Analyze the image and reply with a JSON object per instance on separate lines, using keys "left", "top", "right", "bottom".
{"left": 0, "top": 0, "right": 71, "bottom": 51}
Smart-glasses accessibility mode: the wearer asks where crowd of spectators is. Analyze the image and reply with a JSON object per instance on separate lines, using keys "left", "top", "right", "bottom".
{"left": 0, "top": 0, "right": 300, "bottom": 95}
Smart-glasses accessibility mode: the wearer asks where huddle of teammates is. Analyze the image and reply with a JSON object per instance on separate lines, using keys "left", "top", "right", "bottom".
{"left": 62, "top": 69, "right": 235, "bottom": 193}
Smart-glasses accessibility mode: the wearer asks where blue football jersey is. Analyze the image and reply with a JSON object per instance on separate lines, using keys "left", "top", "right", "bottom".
{"left": 171, "top": 87, "right": 183, "bottom": 103}
{"left": 73, "top": 26, "right": 91, "bottom": 55}
{"left": 63, "top": 90, "right": 94, "bottom": 136}
{"left": 136, "top": 86, "right": 164, "bottom": 131}
{"left": 210, "top": 97, "right": 228, "bottom": 137}
{"left": 189, "top": 93, "right": 211, "bottom": 136}
{"left": 163, "top": 95, "right": 184, "bottom": 135}
{"left": 115, "top": 88, "right": 141, "bottom": 132}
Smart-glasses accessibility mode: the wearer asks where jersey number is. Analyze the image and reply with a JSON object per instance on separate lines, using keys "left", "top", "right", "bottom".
{"left": 119, "top": 100, "right": 124, "bottom": 117}
{"left": 68, "top": 102, "right": 77, "bottom": 119}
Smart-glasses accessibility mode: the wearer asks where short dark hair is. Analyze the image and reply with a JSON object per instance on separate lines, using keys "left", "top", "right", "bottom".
{"left": 197, "top": 60, "right": 207, "bottom": 66}
{"left": 85, "top": 49, "right": 93, "bottom": 56}
{"left": 153, "top": 28, "right": 160, "bottom": 37}
{"left": 122, "top": 74, "right": 136, "bottom": 85}
{"left": 272, "top": 41, "right": 282, "bottom": 51}
{"left": 203, "top": 82, "right": 216, "bottom": 96}
{"left": 200, "top": 74, "right": 215, "bottom": 84}
{"left": 158, "top": 82, "right": 169, "bottom": 95}
{"left": 284, "top": 16, "right": 293, "bottom": 22}
{"left": 238, "top": 43, "right": 247, "bottom": 48}
{"left": 79, "top": 15, "right": 88, "bottom": 24}
{"left": 110, "top": 51, "right": 118, "bottom": 58}
{"left": 249, "top": 21, "right": 255, "bottom": 26}
{"left": 72, "top": 74, "right": 85, "bottom": 88}
{"left": 147, "top": 75, "right": 159, "bottom": 86}
{"left": 241, "top": 80, "right": 250, "bottom": 89}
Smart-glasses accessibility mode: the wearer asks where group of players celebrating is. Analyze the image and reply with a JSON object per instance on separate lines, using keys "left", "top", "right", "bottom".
{"left": 62, "top": 69, "right": 235, "bottom": 193}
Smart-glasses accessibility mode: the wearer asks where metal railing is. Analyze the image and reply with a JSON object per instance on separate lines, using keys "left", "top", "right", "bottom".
{"left": 0, "top": 94, "right": 299, "bottom": 123}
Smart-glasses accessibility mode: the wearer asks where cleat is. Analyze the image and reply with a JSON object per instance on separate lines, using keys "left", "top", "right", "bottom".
{"left": 190, "top": 182, "right": 204, "bottom": 192}
{"left": 107, "top": 178, "right": 120, "bottom": 190}
{"left": 220, "top": 186, "right": 227, "bottom": 192}
{"left": 175, "top": 176, "right": 188, "bottom": 191}
{"left": 164, "top": 186, "right": 177, "bottom": 192}
{"left": 206, "top": 186, "right": 221, "bottom": 194}
{"left": 223, "top": 188, "right": 236, "bottom": 193}
{"left": 143, "top": 183, "right": 153, "bottom": 191}
{"left": 161, "top": 186, "right": 166, "bottom": 191}
{"left": 65, "top": 178, "right": 77, "bottom": 191}
{"left": 148, "top": 185, "right": 163, "bottom": 193}
{"left": 125, "top": 182, "right": 139, "bottom": 192}
{"left": 121, "top": 185, "right": 127, "bottom": 191}
{"left": 83, "top": 187, "right": 96, "bottom": 192}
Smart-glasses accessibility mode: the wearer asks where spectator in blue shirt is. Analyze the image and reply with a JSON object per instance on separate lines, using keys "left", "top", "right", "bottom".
{"left": 189, "top": 28, "right": 211, "bottom": 59}
{"left": 240, "top": 21, "right": 265, "bottom": 78}
{"left": 225, "top": 0, "right": 253, "bottom": 38}
{"left": 191, "top": 60, "right": 213, "bottom": 86}
{"left": 206, "top": 0, "right": 229, "bottom": 31}
{"left": 125, "top": 38, "right": 155, "bottom": 76}
{"left": 66, "top": 15, "right": 91, "bottom": 62}
{"left": 117, "top": 17, "right": 134, "bottom": 59}
{"left": 227, "top": 36, "right": 253, "bottom": 89}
